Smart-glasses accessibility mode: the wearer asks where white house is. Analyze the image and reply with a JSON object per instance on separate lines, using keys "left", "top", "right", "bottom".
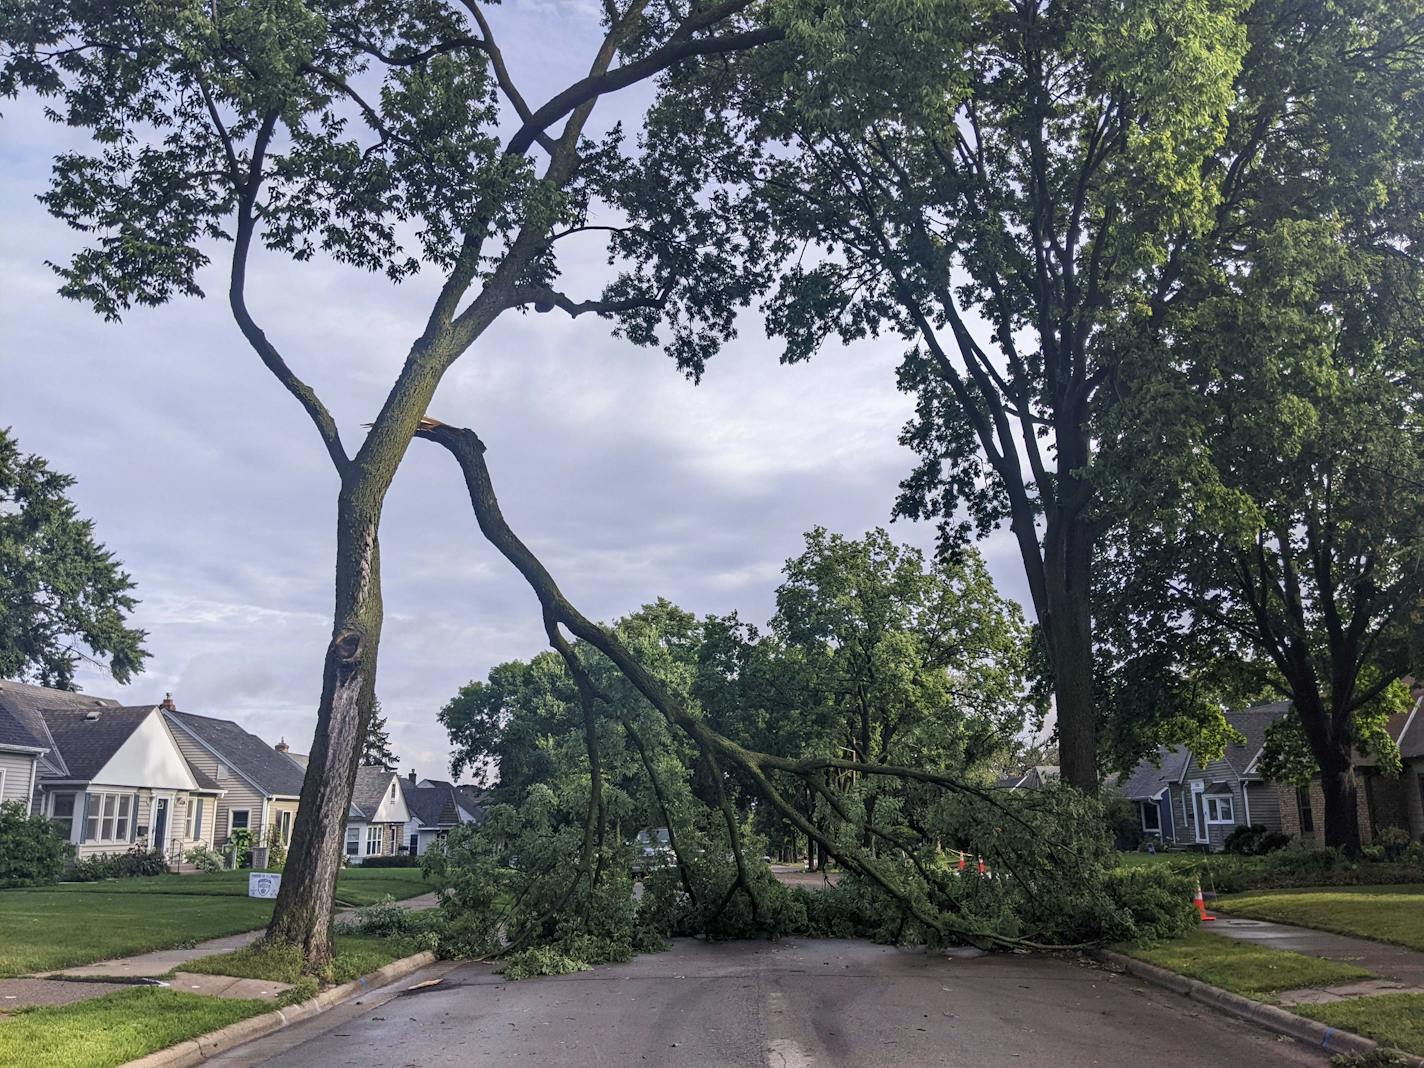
{"left": 399, "top": 774, "right": 485, "bottom": 856}
{"left": 344, "top": 766, "right": 411, "bottom": 863}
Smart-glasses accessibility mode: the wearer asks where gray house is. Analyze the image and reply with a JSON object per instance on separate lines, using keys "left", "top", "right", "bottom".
{"left": 1123, "top": 703, "right": 1289, "bottom": 851}
{"left": 344, "top": 766, "right": 412, "bottom": 863}
{"left": 399, "top": 775, "right": 486, "bottom": 856}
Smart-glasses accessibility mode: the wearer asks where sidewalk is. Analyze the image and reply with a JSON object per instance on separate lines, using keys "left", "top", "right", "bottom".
{"left": 1210, "top": 914, "right": 1424, "bottom": 1003}
{"left": 0, "top": 890, "right": 441, "bottom": 1012}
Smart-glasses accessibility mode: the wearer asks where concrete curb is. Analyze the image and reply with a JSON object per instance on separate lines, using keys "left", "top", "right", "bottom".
{"left": 1093, "top": 948, "right": 1424, "bottom": 1066}
{"left": 120, "top": 950, "right": 439, "bottom": 1068}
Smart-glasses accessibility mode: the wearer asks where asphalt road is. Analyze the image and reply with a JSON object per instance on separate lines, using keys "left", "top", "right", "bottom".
{"left": 209, "top": 938, "right": 1329, "bottom": 1067}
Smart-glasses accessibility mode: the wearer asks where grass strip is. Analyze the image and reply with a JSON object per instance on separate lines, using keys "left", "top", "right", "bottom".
{"left": 1116, "top": 929, "right": 1374, "bottom": 1000}
{"left": 1294, "top": 992, "right": 1424, "bottom": 1057}
{"left": 0, "top": 988, "right": 267, "bottom": 1068}
{"left": 1215, "top": 885, "right": 1424, "bottom": 952}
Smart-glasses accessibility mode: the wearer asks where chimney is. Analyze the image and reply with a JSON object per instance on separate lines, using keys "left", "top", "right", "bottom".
{"left": 275, "top": 737, "right": 290, "bottom": 753}
{"left": 408, "top": 769, "right": 417, "bottom": 784}
{"left": 159, "top": 693, "right": 176, "bottom": 712}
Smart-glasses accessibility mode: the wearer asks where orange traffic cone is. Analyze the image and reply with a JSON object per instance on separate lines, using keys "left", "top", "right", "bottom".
{"left": 1194, "top": 880, "right": 1216, "bottom": 922}
{"left": 977, "top": 855, "right": 987, "bottom": 877}
{"left": 958, "top": 852, "right": 967, "bottom": 873}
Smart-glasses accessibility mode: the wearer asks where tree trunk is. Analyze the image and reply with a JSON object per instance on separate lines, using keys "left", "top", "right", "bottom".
{"left": 1042, "top": 516, "right": 1098, "bottom": 792}
{"left": 265, "top": 483, "right": 384, "bottom": 965}
{"left": 1319, "top": 762, "right": 1362, "bottom": 854}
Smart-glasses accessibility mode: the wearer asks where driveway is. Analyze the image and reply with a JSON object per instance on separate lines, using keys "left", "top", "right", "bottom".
{"left": 209, "top": 937, "right": 1327, "bottom": 1067}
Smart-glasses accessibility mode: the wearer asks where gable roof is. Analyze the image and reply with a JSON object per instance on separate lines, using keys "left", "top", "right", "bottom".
{"left": 400, "top": 778, "right": 461, "bottom": 828}
{"left": 350, "top": 766, "right": 401, "bottom": 821}
{"left": 36, "top": 704, "right": 157, "bottom": 781}
{"left": 1121, "top": 746, "right": 1190, "bottom": 800}
{"left": 164, "top": 709, "right": 307, "bottom": 798}
{"left": 0, "top": 679, "right": 119, "bottom": 775}
{"left": 1221, "top": 702, "right": 1291, "bottom": 777}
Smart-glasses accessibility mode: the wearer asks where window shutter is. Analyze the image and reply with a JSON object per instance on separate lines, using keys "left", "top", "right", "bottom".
{"left": 131, "top": 792, "right": 140, "bottom": 842}
{"left": 81, "top": 793, "right": 93, "bottom": 842}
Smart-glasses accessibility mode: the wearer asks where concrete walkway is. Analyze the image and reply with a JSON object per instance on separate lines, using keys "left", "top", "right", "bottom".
{"left": 1209, "top": 914, "right": 1424, "bottom": 1004}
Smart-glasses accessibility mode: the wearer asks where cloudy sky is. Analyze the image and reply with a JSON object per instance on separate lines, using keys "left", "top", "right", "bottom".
{"left": 0, "top": 1, "right": 1029, "bottom": 779}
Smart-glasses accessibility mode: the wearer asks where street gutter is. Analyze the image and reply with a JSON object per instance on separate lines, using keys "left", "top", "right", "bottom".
{"left": 1092, "top": 947, "right": 1424, "bottom": 1066}
{"left": 119, "top": 951, "right": 446, "bottom": 1068}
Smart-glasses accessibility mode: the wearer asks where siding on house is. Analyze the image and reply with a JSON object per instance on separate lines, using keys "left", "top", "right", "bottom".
{"left": 166, "top": 725, "right": 268, "bottom": 843}
{"left": 1406, "top": 762, "right": 1424, "bottom": 841}
{"left": 0, "top": 750, "right": 37, "bottom": 808}
{"left": 1244, "top": 782, "right": 1284, "bottom": 833}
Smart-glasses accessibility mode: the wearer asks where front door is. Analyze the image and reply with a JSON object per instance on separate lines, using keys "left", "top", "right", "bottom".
{"left": 152, "top": 796, "right": 170, "bottom": 852}
{"left": 1191, "top": 782, "right": 1209, "bottom": 844}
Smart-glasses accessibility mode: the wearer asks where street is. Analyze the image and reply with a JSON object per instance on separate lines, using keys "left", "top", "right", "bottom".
{"left": 208, "top": 938, "right": 1328, "bottom": 1067}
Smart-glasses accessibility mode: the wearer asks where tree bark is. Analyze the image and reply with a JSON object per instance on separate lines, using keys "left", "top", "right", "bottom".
{"left": 1318, "top": 759, "right": 1362, "bottom": 854}
{"left": 265, "top": 483, "right": 384, "bottom": 964}
{"left": 1041, "top": 515, "right": 1098, "bottom": 792}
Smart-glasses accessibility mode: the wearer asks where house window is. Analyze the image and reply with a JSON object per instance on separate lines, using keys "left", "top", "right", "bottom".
{"left": 1298, "top": 787, "right": 1314, "bottom": 834}
{"left": 345, "top": 827, "right": 360, "bottom": 857}
{"left": 1204, "top": 795, "right": 1235, "bottom": 824}
{"left": 1140, "top": 801, "right": 1161, "bottom": 834}
{"left": 276, "top": 810, "right": 293, "bottom": 845}
{"left": 366, "top": 824, "right": 383, "bottom": 855}
{"left": 229, "top": 809, "right": 251, "bottom": 836}
{"left": 189, "top": 798, "right": 205, "bottom": 841}
{"left": 389, "top": 781, "right": 396, "bottom": 800}
{"left": 85, "top": 792, "right": 133, "bottom": 842}
{"left": 50, "top": 792, "right": 77, "bottom": 840}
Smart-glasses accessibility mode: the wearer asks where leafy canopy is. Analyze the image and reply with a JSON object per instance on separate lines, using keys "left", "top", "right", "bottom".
{"left": 0, "top": 428, "right": 148, "bottom": 688}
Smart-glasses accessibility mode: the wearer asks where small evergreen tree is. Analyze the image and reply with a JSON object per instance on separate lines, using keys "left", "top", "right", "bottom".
{"left": 361, "top": 699, "right": 399, "bottom": 770}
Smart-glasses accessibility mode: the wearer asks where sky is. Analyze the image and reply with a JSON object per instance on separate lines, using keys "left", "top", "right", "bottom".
{"left": 0, "top": 1, "right": 1030, "bottom": 780}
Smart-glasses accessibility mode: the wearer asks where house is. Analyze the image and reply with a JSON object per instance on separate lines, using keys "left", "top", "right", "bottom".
{"left": 162, "top": 699, "right": 307, "bottom": 850}
{"left": 994, "top": 765, "right": 1060, "bottom": 792}
{"left": 0, "top": 680, "right": 226, "bottom": 861}
{"left": 1123, "top": 699, "right": 1424, "bottom": 851}
{"left": 344, "top": 766, "right": 411, "bottom": 863}
{"left": 0, "top": 680, "right": 66, "bottom": 812}
{"left": 399, "top": 773, "right": 486, "bottom": 856}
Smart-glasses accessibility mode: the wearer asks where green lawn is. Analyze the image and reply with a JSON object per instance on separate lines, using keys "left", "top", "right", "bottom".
{"left": 1117, "top": 929, "right": 1374, "bottom": 1000}
{"left": 44, "top": 867, "right": 433, "bottom": 905}
{"left": 0, "top": 869, "right": 434, "bottom": 976}
{"left": 1295, "top": 992, "right": 1424, "bottom": 1058}
{"left": 1216, "top": 885, "right": 1424, "bottom": 951}
{"left": 0, "top": 988, "right": 268, "bottom": 1068}
{"left": 1113, "top": 851, "right": 1179, "bottom": 868}
{"left": 0, "top": 892, "right": 274, "bottom": 976}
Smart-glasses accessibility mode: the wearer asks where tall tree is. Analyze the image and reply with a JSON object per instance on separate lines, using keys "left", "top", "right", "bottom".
{"left": 4, "top": 0, "right": 778, "bottom": 965}
{"left": 360, "top": 697, "right": 399, "bottom": 770}
{"left": 0, "top": 428, "right": 148, "bottom": 688}
{"left": 1106, "top": 225, "right": 1424, "bottom": 850}
{"left": 610, "top": 0, "right": 1423, "bottom": 791}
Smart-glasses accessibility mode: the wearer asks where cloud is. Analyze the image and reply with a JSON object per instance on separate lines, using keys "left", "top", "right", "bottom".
{"left": 0, "top": 4, "right": 1034, "bottom": 783}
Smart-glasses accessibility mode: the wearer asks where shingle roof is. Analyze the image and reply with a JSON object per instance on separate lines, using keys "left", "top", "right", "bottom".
{"left": 1121, "top": 746, "right": 1187, "bottom": 799}
{"left": 1223, "top": 702, "right": 1291, "bottom": 776}
{"left": 400, "top": 778, "right": 460, "bottom": 828}
{"left": 35, "top": 704, "right": 155, "bottom": 781}
{"left": 0, "top": 679, "right": 118, "bottom": 775}
{"left": 164, "top": 710, "right": 307, "bottom": 798}
{"left": 350, "top": 766, "right": 399, "bottom": 821}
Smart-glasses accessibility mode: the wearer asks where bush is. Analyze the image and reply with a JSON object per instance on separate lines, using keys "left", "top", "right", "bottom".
{"left": 1376, "top": 826, "right": 1411, "bottom": 863}
{"left": 356, "top": 854, "right": 421, "bottom": 868}
{"left": 1223, "top": 825, "right": 1291, "bottom": 856}
{"left": 0, "top": 800, "right": 73, "bottom": 887}
{"left": 183, "top": 843, "right": 223, "bottom": 873}
{"left": 70, "top": 846, "right": 169, "bottom": 881}
{"left": 224, "top": 828, "right": 253, "bottom": 868}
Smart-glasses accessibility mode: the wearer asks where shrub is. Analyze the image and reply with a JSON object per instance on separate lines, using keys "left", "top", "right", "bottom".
{"left": 225, "top": 828, "right": 254, "bottom": 868}
{"left": 1376, "top": 826, "right": 1411, "bottom": 863}
{"left": 357, "top": 854, "right": 421, "bottom": 868}
{"left": 183, "top": 843, "right": 223, "bottom": 873}
{"left": 70, "top": 846, "right": 169, "bottom": 881}
{"left": 1223, "top": 825, "right": 1290, "bottom": 856}
{"left": 0, "top": 800, "right": 73, "bottom": 887}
